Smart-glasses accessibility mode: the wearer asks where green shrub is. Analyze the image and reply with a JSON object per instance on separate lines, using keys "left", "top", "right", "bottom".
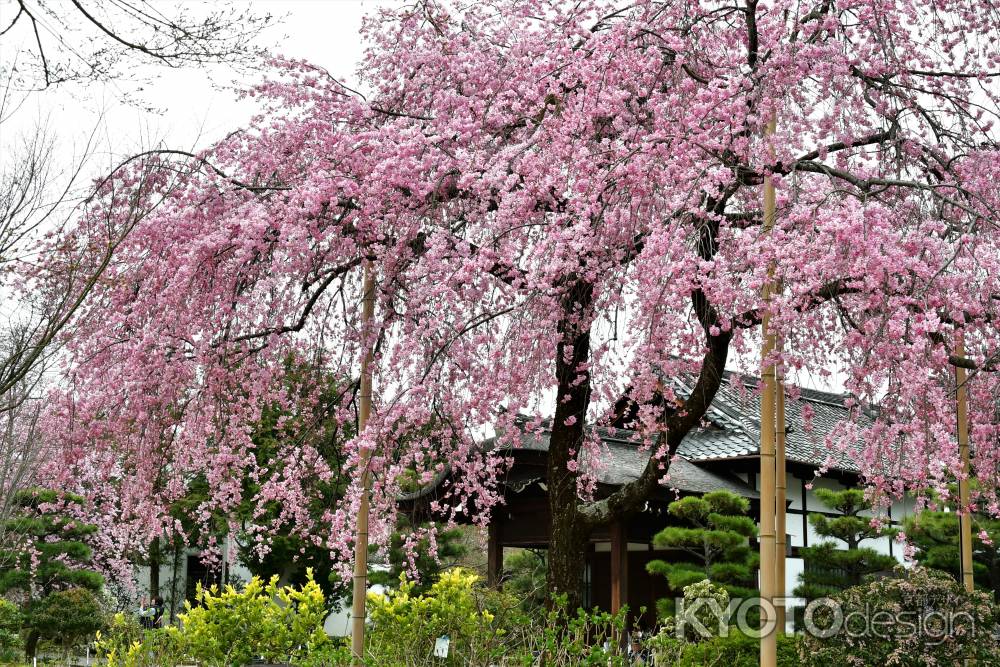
{"left": 0, "top": 598, "right": 22, "bottom": 662}
{"left": 651, "top": 630, "right": 801, "bottom": 666}
{"left": 366, "top": 568, "right": 517, "bottom": 665}
{"left": 96, "top": 575, "right": 334, "bottom": 667}
{"left": 367, "top": 567, "right": 639, "bottom": 666}
{"left": 800, "top": 566, "right": 999, "bottom": 666}
{"left": 655, "top": 579, "right": 731, "bottom": 642}
{"left": 94, "top": 612, "right": 143, "bottom": 666}
{"left": 289, "top": 639, "right": 352, "bottom": 667}
{"left": 524, "top": 598, "right": 635, "bottom": 666}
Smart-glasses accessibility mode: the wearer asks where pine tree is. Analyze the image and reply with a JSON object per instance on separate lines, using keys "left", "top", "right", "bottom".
{"left": 501, "top": 549, "right": 547, "bottom": 611}
{"left": 904, "top": 509, "right": 1000, "bottom": 602}
{"left": 646, "top": 490, "right": 758, "bottom": 618}
{"left": 795, "top": 488, "right": 895, "bottom": 600}
{"left": 0, "top": 488, "right": 104, "bottom": 658}
{"left": 0, "top": 489, "right": 103, "bottom": 596}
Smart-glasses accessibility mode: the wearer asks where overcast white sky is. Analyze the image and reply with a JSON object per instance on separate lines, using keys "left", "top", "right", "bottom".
{"left": 1, "top": 1, "right": 391, "bottom": 173}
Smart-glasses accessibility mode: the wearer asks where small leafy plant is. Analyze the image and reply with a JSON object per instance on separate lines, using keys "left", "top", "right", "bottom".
{"left": 96, "top": 570, "right": 333, "bottom": 667}
{"left": 0, "top": 598, "right": 22, "bottom": 662}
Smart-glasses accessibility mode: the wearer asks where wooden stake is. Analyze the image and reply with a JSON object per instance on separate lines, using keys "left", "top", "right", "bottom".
{"left": 955, "top": 333, "right": 975, "bottom": 594}
{"left": 351, "top": 263, "right": 376, "bottom": 665}
{"left": 759, "top": 112, "right": 778, "bottom": 667}
{"left": 775, "top": 369, "right": 787, "bottom": 635}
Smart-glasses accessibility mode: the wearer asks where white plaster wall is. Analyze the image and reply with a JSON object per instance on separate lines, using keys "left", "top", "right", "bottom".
{"left": 323, "top": 580, "right": 388, "bottom": 637}
{"left": 783, "top": 556, "right": 805, "bottom": 632}
{"left": 130, "top": 541, "right": 256, "bottom": 612}
{"left": 786, "top": 473, "right": 805, "bottom": 511}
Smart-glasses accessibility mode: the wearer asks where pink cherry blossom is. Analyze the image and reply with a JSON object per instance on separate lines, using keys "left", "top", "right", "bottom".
{"left": 23, "top": 0, "right": 999, "bottom": 595}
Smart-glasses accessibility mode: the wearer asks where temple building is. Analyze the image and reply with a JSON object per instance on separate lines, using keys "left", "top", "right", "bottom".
{"left": 403, "top": 371, "right": 911, "bottom": 629}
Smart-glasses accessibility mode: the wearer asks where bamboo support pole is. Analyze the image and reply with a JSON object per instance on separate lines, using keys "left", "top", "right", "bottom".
{"left": 351, "top": 263, "right": 376, "bottom": 665}
{"left": 955, "top": 333, "right": 975, "bottom": 594}
{"left": 759, "top": 112, "right": 778, "bottom": 667}
{"left": 775, "top": 369, "right": 787, "bottom": 634}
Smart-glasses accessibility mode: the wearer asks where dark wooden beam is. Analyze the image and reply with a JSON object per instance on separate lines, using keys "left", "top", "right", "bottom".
{"left": 487, "top": 518, "right": 502, "bottom": 587}
{"left": 610, "top": 521, "right": 628, "bottom": 614}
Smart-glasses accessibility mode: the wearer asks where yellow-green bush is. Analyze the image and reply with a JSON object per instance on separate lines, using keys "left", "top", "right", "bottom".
{"left": 95, "top": 613, "right": 184, "bottom": 667}
{"left": 178, "top": 571, "right": 331, "bottom": 666}
{"left": 96, "top": 571, "right": 331, "bottom": 667}
{"left": 366, "top": 568, "right": 514, "bottom": 665}
{"left": 366, "top": 569, "right": 639, "bottom": 666}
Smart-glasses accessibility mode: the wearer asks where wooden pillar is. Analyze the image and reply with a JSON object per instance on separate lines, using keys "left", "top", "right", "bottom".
{"left": 610, "top": 521, "right": 628, "bottom": 614}
{"left": 955, "top": 333, "right": 975, "bottom": 594}
{"left": 586, "top": 541, "right": 596, "bottom": 609}
{"left": 487, "top": 518, "right": 502, "bottom": 587}
{"left": 148, "top": 537, "right": 161, "bottom": 599}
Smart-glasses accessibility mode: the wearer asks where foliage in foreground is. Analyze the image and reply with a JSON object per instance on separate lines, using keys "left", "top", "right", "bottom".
{"left": 72, "top": 563, "right": 1000, "bottom": 666}
{"left": 95, "top": 611, "right": 185, "bottom": 667}
{"left": 366, "top": 568, "right": 513, "bottom": 665}
{"left": 647, "top": 579, "right": 800, "bottom": 665}
{"left": 655, "top": 579, "right": 732, "bottom": 642}
{"left": 366, "top": 568, "right": 641, "bottom": 666}
{"left": 799, "top": 566, "right": 1000, "bottom": 666}
{"left": 0, "top": 598, "right": 22, "bottom": 662}
{"left": 91, "top": 567, "right": 641, "bottom": 666}
{"left": 96, "top": 571, "right": 332, "bottom": 667}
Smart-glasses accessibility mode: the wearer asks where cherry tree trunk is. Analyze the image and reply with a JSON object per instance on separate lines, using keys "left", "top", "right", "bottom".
{"left": 545, "top": 282, "right": 594, "bottom": 610}
{"left": 546, "top": 503, "right": 589, "bottom": 611}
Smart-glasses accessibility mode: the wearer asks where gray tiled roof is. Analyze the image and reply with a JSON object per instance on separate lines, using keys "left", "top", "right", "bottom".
{"left": 673, "top": 372, "right": 867, "bottom": 472}
{"left": 507, "top": 370, "right": 864, "bottom": 497}
{"left": 402, "top": 371, "right": 862, "bottom": 505}
{"left": 510, "top": 429, "right": 759, "bottom": 499}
